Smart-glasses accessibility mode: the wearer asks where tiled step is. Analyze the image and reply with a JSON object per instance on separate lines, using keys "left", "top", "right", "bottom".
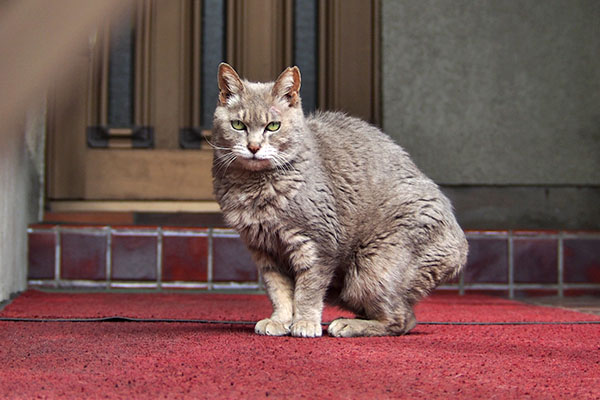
{"left": 28, "top": 225, "right": 600, "bottom": 297}
{"left": 28, "top": 226, "right": 257, "bottom": 291}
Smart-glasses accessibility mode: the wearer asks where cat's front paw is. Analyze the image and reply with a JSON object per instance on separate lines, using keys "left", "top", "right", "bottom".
{"left": 290, "top": 320, "right": 322, "bottom": 338}
{"left": 255, "top": 318, "right": 291, "bottom": 336}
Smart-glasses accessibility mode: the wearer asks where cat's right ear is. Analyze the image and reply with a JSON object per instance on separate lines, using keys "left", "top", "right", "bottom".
{"left": 218, "top": 63, "right": 244, "bottom": 106}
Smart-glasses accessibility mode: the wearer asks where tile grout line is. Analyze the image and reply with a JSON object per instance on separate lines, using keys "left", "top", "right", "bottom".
{"left": 558, "top": 233, "right": 564, "bottom": 298}
{"left": 208, "top": 228, "right": 214, "bottom": 291}
{"left": 54, "top": 226, "right": 61, "bottom": 287}
{"left": 508, "top": 231, "right": 514, "bottom": 299}
{"left": 156, "top": 227, "right": 163, "bottom": 291}
{"left": 106, "top": 227, "right": 112, "bottom": 291}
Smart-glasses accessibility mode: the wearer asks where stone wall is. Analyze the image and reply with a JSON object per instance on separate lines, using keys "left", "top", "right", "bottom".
{"left": 382, "top": 0, "right": 600, "bottom": 229}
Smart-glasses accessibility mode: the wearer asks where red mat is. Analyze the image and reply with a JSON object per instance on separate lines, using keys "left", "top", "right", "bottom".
{"left": 1, "top": 291, "right": 599, "bottom": 399}
{"left": 4, "top": 290, "right": 598, "bottom": 323}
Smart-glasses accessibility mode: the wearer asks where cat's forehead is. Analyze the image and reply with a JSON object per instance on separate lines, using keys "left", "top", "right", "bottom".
{"left": 229, "top": 80, "right": 283, "bottom": 122}
{"left": 234, "top": 106, "right": 281, "bottom": 125}
{"left": 243, "top": 80, "right": 273, "bottom": 93}
{"left": 240, "top": 81, "right": 274, "bottom": 105}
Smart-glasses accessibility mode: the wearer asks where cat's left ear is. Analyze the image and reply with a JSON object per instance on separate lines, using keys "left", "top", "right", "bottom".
{"left": 272, "top": 66, "right": 301, "bottom": 107}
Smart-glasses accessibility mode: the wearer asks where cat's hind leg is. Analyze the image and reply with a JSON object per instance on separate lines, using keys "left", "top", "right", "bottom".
{"left": 327, "top": 308, "right": 416, "bottom": 337}
{"left": 328, "top": 234, "right": 420, "bottom": 337}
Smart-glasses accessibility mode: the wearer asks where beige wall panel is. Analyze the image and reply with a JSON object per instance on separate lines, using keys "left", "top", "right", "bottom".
{"left": 84, "top": 149, "right": 214, "bottom": 200}
{"left": 319, "top": 0, "right": 380, "bottom": 124}
{"left": 152, "top": 0, "right": 183, "bottom": 149}
{"left": 46, "top": 54, "right": 90, "bottom": 199}
{"left": 227, "top": 0, "right": 292, "bottom": 82}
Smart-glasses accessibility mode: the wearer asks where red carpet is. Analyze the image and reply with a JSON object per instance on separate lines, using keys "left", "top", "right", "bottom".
{"left": 1, "top": 291, "right": 599, "bottom": 399}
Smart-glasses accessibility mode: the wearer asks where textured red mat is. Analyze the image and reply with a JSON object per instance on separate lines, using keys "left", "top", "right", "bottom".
{"left": 1, "top": 291, "right": 599, "bottom": 399}
{"left": 4, "top": 290, "right": 599, "bottom": 323}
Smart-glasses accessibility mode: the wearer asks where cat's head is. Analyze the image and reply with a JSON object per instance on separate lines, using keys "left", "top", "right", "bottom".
{"left": 212, "top": 63, "right": 304, "bottom": 172}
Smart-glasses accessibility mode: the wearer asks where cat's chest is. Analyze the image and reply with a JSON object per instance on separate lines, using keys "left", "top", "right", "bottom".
{"left": 218, "top": 172, "right": 304, "bottom": 231}
{"left": 217, "top": 173, "right": 304, "bottom": 254}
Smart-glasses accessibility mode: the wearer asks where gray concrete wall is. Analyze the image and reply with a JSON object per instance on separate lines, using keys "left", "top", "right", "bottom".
{"left": 382, "top": 0, "right": 600, "bottom": 229}
{"left": 0, "top": 103, "right": 45, "bottom": 302}
{"left": 0, "top": 125, "right": 29, "bottom": 302}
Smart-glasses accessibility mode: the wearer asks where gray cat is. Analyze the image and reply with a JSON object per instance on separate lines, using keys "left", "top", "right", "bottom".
{"left": 212, "top": 63, "right": 468, "bottom": 337}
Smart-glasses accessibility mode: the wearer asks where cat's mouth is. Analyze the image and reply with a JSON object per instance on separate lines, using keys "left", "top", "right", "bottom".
{"left": 238, "top": 156, "right": 272, "bottom": 171}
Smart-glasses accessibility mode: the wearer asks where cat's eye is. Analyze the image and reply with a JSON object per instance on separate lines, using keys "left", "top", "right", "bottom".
{"left": 231, "top": 120, "right": 246, "bottom": 131}
{"left": 265, "top": 121, "right": 281, "bottom": 132}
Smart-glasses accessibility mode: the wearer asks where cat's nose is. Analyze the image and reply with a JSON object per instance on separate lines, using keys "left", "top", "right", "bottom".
{"left": 247, "top": 143, "right": 261, "bottom": 154}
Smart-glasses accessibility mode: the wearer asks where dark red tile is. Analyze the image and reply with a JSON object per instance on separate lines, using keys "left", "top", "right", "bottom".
{"left": 513, "top": 289, "right": 558, "bottom": 298}
{"left": 464, "top": 238, "right": 508, "bottom": 283}
{"left": 212, "top": 235, "right": 258, "bottom": 282}
{"left": 563, "top": 289, "right": 600, "bottom": 297}
{"left": 462, "top": 289, "right": 510, "bottom": 298}
{"left": 162, "top": 234, "right": 208, "bottom": 282}
{"left": 61, "top": 231, "right": 107, "bottom": 280}
{"left": 111, "top": 233, "right": 157, "bottom": 281}
{"left": 28, "top": 231, "right": 56, "bottom": 279}
{"left": 513, "top": 238, "right": 558, "bottom": 284}
{"left": 564, "top": 239, "right": 600, "bottom": 283}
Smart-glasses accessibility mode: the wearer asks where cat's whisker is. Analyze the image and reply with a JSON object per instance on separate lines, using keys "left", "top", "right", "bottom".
{"left": 272, "top": 158, "right": 288, "bottom": 175}
{"left": 276, "top": 159, "right": 293, "bottom": 175}
{"left": 214, "top": 150, "right": 234, "bottom": 163}
{"left": 214, "top": 151, "right": 237, "bottom": 176}
{"left": 204, "top": 137, "right": 231, "bottom": 151}
{"left": 272, "top": 153, "right": 295, "bottom": 174}
{"left": 268, "top": 153, "right": 287, "bottom": 175}
{"left": 221, "top": 154, "right": 238, "bottom": 175}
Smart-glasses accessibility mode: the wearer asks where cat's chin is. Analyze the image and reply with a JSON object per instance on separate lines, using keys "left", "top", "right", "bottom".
{"left": 237, "top": 157, "right": 273, "bottom": 171}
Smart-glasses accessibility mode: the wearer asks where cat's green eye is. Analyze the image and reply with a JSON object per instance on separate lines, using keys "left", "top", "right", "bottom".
{"left": 231, "top": 120, "right": 246, "bottom": 131}
{"left": 266, "top": 121, "right": 281, "bottom": 132}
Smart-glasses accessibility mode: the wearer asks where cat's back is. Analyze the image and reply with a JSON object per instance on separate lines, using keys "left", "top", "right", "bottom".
{"left": 304, "top": 111, "right": 463, "bottom": 242}
{"left": 306, "top": 111, "right": 425, "bottom": 188}
{"left": 307, "top": 111, "right": 396, "bottom": 153}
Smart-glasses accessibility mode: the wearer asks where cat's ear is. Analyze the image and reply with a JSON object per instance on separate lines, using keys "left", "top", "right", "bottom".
{"left": 218, "top": 63, "right": 244, "bottom": 106}
{"left": 272, "top": 66, "right": 301, "bottom": 107}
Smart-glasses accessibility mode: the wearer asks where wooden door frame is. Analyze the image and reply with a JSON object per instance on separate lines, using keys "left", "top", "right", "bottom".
{"left": 319, "top": 0, "right": 380, "bottom": 125}
{"left": 46, "top": 0, "right": 381, "bottom": 212}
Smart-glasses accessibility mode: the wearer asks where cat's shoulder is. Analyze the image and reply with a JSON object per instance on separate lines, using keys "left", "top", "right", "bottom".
{"left": 306, "top": 110, "right": 394, "bottom": 148}
{"left": 307, "top": 110, "right": 371, "bottom": 129}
